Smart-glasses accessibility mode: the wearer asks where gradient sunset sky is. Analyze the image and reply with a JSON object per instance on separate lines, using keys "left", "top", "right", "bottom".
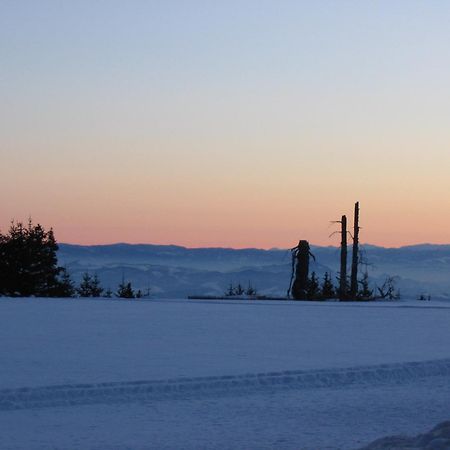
{"left": 2, "top": 1, "right": 450, "bottom": 248}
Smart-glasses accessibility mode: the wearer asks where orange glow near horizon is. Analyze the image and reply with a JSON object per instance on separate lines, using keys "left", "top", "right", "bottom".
{"left": 2, "top": 2, "right": 450, "bottom": 249}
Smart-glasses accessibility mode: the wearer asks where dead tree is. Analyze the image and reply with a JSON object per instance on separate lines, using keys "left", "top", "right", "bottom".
{"left": 339, "top": 215, "right": 348, "bottom": 300}
{"left": 350, "top": 201, "right": 360, "bottom": 299}
{"left": 288, "top": 240, "right": 315, "bottom": 300}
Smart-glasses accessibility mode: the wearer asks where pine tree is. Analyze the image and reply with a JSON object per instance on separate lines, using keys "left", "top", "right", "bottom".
{"left": 320, "top": 272, "right": 335, "bottom": 299}
{"left": 358, "top": 271, "right": 373, "bottom": 300}
{"left": 306, "top": 272, "right": 320, "bottom": 300}
{"left": 90, "top": 274, "right": 104, "bottom": 297}
{"left": 116, "top": 281, "right": 135, "bottom": 299}
{"left": 54, "top": 268, "right": 76, "bottom": 297}
{"left": 78, "top": 273, "right": 94, "bottom": 297}
{"left": 0, "top": 219, "right": 67, "bottom": 297}
{"left": 77, "top": 272, "right": 104, "bottom": 297}
{"left": 245, "top": 281, "right": 257, "bottom": 296}
{"left": 234, "top": 283, "right": 245, "bottom": 296}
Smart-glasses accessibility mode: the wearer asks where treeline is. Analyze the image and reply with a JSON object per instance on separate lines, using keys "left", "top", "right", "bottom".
{"left": 301, "top": 271, "right": 399, "bottom": 301}
{"left": 301, "top": 271, "right": 371, "bottom": 301}
{"left": 70, "top": 272, "right": 149, "bottom": 299}
{"left": 225, "top": 282, "right": 258, "bottom": 297}
{"left": 0, "top": 220, "right": 146, "bottom": 299}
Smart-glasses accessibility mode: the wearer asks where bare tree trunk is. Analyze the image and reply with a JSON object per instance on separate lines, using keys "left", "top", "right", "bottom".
{"left": 339, "top": 215, "right": 347, "bottom": 301}
{"left": 350, "top": 201, "right": 360, "bottom": 299}
{"left": 290, "top": 240, "right": 311, "bottom": 300}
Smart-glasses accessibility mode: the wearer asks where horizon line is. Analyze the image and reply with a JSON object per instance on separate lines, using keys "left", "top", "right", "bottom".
{"left": 58, "top": 241, "right": 450, "bottom": 251}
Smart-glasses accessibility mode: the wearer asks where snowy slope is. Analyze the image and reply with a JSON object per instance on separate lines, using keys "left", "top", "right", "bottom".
{"left": 1, "top": 297, "right": 450, "bottom": 449}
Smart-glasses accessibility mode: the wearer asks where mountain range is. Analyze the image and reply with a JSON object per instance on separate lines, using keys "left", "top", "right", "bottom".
{"left": 57, "top": 243, "right": 450, "bottom": 299}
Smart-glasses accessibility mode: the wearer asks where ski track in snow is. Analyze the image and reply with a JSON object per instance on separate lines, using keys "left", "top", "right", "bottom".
{"left": 2, "top": 358, "right": 450, "bottom": 411}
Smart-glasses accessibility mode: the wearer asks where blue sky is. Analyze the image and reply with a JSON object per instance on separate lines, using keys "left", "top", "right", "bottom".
{"left": 2, "top": 1, "right": 450, "bottom": 247}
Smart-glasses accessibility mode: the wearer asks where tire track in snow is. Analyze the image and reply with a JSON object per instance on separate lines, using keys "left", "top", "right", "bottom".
{"left": 2, "top": 358, "right": 450, "bottom": 411}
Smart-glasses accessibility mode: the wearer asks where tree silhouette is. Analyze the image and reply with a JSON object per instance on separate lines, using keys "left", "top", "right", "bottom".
{"left": 320, "top": 272, "right": 335, "bottom": 299}
{"left": 116, "top": 280, "right": 135, "bottom": 298}
{"left": 306, "top": 272, "right": 320, "bottom": 300}
{"left": 77, "top": 272, "right": 104, "bottom": 297}
{"left": 0, "top": 219, "right": 69, "bottom": 297}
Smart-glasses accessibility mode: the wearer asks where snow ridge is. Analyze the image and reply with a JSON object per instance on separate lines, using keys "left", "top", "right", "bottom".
{"left": 2, "top": 358, "right": 450, "bottom": 411}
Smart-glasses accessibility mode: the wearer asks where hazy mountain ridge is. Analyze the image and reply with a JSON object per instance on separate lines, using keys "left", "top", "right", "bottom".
{"left": 58, "top": 243, "right": 450, "bottom": 299}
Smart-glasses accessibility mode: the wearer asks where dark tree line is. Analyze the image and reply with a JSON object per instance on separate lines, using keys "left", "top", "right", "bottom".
{"left": 302, "top": 270, "right": 376, "bottom": 301}
{"left": 0, "top": 220, "right": 147, "bottom": 299}
{"left": 225, "top": 281, "right": 257, "bottom": 297}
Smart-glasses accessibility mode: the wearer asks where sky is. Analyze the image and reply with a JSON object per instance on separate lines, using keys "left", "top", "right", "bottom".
{"left": 1, "top": 1, "right": 450, "bottom": 249}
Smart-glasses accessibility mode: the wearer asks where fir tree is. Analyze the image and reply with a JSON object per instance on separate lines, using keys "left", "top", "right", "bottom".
{"left": 0, "top": 219, "right": 67, "bottom": 297}
{"left": 116, "top": 281, "right": 135, "bottom": 298}
{"left": 54, "top": 268, "right": 76, "bottom": 297}
{"left": 306, "top": 272, "right": 320, "bottom": 300}
{"left": 245, "top": 281, "right": 257, "bottom": 296}
{"left": 320, "top": 272, "right": 335, "bottom": 299}
{"left": 90, "top": 274, "right": 104, "bottom": 297}
{"left": 77, "top": 272, "right": 104, "bottom": 297}
{"left": 78, "top": 272, "right": 94, "bottom": 297}
{"left": 358, "top": 271, "right": 373, "bottom": 300}
{"left": 234, "top": 283, "right": 245, "bottom": 296}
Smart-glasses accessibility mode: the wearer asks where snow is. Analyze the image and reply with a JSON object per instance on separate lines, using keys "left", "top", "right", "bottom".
{"left": 1, "top": 297, "right": 450, "bottom": 449}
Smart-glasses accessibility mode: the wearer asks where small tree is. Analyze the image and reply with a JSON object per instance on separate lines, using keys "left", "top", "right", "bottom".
{"left": 358, "top": 271, "right": 373, "bottom": 300}
{"left": 116, "top": 281, "right": 135, "bottom": 299}
{"left": 104, "top": 287, "right": 113, "bottom": 298}
{"left": 245, "top": 281, "right": 257, "bottom": 296}
{"left": 320, "top": 272, "right": 335, "bottom": 299}
{"left": 78, "top": 273, "right": 94, "bottom": 297}
{"left": 234, "top": 283, "right": 245, "bottom": 296}
{"left": 52, "top": 268, "right": 76, "bottom": 297}
{"left": 306, "top": 272, "right": 321, "bottom": 300}
{"left": 77, "top": 272, "right": 104, "bottom": 297}
{"left": 377, "top": 276, "right": 400, "bottom": 300}
{"left": 225, "top": 283, "right": 235, "bottom": 296}
{"left": 90, "top": 274, "right": 104, "bottom": 297}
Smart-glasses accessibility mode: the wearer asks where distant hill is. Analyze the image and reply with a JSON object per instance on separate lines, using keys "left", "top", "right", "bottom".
{"left": 57, "top": 243, "right": 450, "bottom": 299}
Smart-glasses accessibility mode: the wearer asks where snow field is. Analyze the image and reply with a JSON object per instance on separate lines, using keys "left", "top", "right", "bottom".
{"left": 1, "top": 297, "right": 450, "bottom": 449}
{"left": 2, "top": 358, "right": 450, "bottom": 411}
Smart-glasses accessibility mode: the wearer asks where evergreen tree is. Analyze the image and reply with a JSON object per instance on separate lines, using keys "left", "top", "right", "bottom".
{"left": 53, "top": 268, "right": 76, "bottom": 297}
{"left": 77, "top": 272, "right": 104, "bottom": 297}
{"left": 90, "top": 274, "right": 104, "bottom": 297}
{"left": 234, "top": 283, "right": 245, "bottom": 296}
{"left": 116, "top": 281, "right": 135, "bottom": 298}
{"left": 306, "top": 272, "right": 320, "bottom": 300}
{"left": 358, "top": 271, "right": 373, "bottom": 300}
{"left": 78, "top": 273, "right": 94, "bottom": 297}
{"left": 0, "top": 219, "right": 66, "bottom": 297}
{"left": 320, "top": 272, "right": 335, "bottom": 299}
{"left": 245, "top": 281, "right": 257, "bottom": 296}
{"left": 104, "top": 287, "right": 113, "bottom": 298}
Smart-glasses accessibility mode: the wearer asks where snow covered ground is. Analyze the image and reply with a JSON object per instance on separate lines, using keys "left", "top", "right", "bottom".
{"left": 1, "top": 297, "right": 450, "bottom": 449}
